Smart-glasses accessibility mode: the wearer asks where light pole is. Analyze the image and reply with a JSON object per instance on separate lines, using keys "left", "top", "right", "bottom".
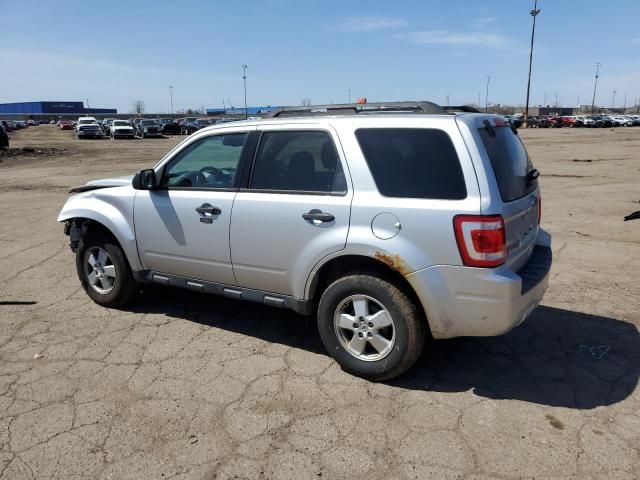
{"left": 348, "top": 88, "right": 351, "bottom": 103}
{"left": 485, "top": 76, "right": 491, "bottom": 113}
{"left": 524, "top": 0, "right": 541, "bottom": 127}
{"left": 242, "top": 65, "right": 248, "bottom": 119}
{"left": 591, "top": 62, "right": 601, "bottom": 114}
{"left": 169, "top": 85, "right": 173, "bottom": 114}
{"left": 612, "top": 90, "right": 617, "bottom": 110}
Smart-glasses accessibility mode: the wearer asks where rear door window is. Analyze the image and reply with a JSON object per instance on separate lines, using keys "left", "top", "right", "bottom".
{"left": 478, "top": 125, "right": 537, "bottom": 202}
{"left": 250, "top": 131, "right": 347, "bottom": 194}
{"left": 355, "top": 128, "right": 467, "bottom": 199}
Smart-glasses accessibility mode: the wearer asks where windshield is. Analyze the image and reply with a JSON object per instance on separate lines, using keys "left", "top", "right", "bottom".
{"left": 140, "top": 120, "right": 156, "bottom": 126}
{"left": 479, "top": 125, "right": 537, "bottom": 202}
{"left": 113, "top": 121, "right": 128, "bottom": 126}
{"left": 79, "top": 119, "right": 95, "bottom": 125}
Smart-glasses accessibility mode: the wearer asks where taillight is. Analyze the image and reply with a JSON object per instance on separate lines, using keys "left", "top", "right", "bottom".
{"left": 537, "top": 196, "right": 542, "bottom": 225}
{"left": 453, "top": 215, "right": 507, "bottom": 268}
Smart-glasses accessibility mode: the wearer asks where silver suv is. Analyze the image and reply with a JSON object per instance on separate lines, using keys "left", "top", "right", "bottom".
{"left": 58, "top": 102, "right": 551, "bottom": 380}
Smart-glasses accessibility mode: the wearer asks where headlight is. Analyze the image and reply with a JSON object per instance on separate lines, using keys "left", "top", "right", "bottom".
{"left": 144, "top": 128, "right": 148, "bottom": 132}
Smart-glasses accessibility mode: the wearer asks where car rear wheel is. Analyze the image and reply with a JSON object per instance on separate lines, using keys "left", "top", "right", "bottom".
{"left": 317, "top": 274, "right": 426, "bottom": 381}
{"left": 76, "top": 233, "right": 138, "bottom": 308}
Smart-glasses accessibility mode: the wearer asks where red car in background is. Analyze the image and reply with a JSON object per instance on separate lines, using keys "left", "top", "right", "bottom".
{"left": 559, "top": 116, "right": 582, "bottom": 127}
{"left": 58, "top": 120, "right": 74, "bottom": 130}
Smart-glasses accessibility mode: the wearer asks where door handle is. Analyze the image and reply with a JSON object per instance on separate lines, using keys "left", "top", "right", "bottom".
{"left": 302, "top": 209, "right": 335, "bottom": 223}
{"left": 196, "top": 204, "right": 221, "bottom": 215}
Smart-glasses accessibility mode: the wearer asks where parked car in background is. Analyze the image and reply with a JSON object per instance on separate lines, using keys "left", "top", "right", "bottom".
{"left": 184, "top": 118, "right": 214, "bottom": 135}
{"left": 611, "top": 116, "right": 632, "bottom": 127}
{"left": 575, "top": 115, "right": 593, "bottom": 127}
{"left": 27, "top": 119, "right": 38, "bottom": 126}
{"left": 0, "top": 124, "right": 8, "bottom": 148}
{"left": 76, "top": 117, "right": 103, "bottom": 139}
{"left": 0, "top": 120, "right": 13, "bottom": 132}
{"left": 628, "top": 115, "right": 640, "bottom": 126}
{"left": 110, "top": 120, "right": 136, "bottom": 139}
{"left": 135, "top": 119, "right": 163, "bottom": 138}
{"left": 158, "top": 118, "right": 180, "bottom": 135}
{"left": 101, "top": 119, "right": 114, "bottom": 136}
{"left": 503, "top": 115, "right": 522, "bottom": 128}
{"left": 59, "top": 120, "right": 74, "bottom": 130}
{"left": 180, "top": 117, "right": 198, "bottom": 134}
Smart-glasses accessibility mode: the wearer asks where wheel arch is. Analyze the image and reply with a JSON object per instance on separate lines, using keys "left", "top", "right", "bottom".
{"left": 307, "top": 254, "right": 431, "bottom": 336}
{"left": 58, "top": 195, "right": 142, "bottom": 271}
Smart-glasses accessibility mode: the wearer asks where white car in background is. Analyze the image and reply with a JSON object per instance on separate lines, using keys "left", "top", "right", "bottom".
{"left": 611, "top": 116, "right": 632, "bottom": 127}
{"left": 110, "top": 120, "right": 135, "bottom": 139}
{"left": 76, "top": 117, "right": 103, "bottom": 139}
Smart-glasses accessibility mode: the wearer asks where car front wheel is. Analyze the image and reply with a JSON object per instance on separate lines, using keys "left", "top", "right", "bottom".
{"left": 317, "top": 274, "right": 426, "bottom": 381}
{"left": 76, "top": 233, "right": 138, "bottom": 308}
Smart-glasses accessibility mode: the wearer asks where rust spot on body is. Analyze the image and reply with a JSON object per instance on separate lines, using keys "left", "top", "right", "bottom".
{"left": 374, "top": 252, "right": 410, "bottom": 276}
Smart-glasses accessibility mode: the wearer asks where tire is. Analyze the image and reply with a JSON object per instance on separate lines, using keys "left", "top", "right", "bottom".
{"left": 75, "top": 232, "right": 138, "bottom": 308}
{"left": 317, "top": 274, "right": 426, "bottom": 381}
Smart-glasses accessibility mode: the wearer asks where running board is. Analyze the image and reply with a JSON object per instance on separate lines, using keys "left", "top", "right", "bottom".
{"left": 134, "top": 270, "right": 312, "bottom": 315}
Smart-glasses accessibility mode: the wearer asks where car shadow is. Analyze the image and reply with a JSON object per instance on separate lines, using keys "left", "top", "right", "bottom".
{"left": 128, "top": 287, "right": 640, "bottom": 409}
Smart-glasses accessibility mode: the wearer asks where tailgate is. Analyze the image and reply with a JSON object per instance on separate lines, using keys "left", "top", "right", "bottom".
{"left": 477, "top": 117, "right": 541, "bottom": 271}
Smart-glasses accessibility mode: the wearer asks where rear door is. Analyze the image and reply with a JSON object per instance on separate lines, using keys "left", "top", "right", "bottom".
{"left": 229, "top": 125, "right": 352, "bottom": 298}
{"left": 475, "top": 117, "right": 540, "bottom": 271}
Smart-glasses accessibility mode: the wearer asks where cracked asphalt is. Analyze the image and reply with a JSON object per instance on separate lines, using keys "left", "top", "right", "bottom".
{"left": 0, "top": 126, "right": 639, "bottom": 479}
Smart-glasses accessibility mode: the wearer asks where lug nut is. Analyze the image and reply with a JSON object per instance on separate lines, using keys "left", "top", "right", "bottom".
{"left": 368, "top": 322, "right": 374, "bottom": 328}
{"left": 353, "top": 323, "right": 359, "bottom": 329}
{"left": 358, "top": 332, "right": 363, "bottom": 338}
{"left": 359, "top": 316, "right": 364, "bottom": 321}
{"left": 367, "top": 332, "right": 372, "bottom": 337}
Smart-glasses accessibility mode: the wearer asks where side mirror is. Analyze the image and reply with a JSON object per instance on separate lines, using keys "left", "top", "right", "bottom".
{"left": 132, "top": 169, "right": 158, "bottom": 190}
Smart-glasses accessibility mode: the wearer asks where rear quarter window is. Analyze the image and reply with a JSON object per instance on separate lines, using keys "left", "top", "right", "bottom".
{"left": 355, "top": 128, "right": 467, "bottom": 200}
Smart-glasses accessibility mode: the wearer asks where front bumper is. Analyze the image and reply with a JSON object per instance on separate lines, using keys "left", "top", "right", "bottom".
{"left": 406, "top": 233, "right": 552, "bottom": 339}
{"left": 78, "top": 130, "right": 102, "bottom": 137}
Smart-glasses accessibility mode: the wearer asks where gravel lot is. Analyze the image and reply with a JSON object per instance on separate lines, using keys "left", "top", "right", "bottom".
{"left": 0, "top": 125, "right": 639, "bottom": 479}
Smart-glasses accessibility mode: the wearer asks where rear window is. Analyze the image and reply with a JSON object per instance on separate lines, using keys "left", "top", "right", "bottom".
{"left": 355, "top": 128, "right": 467, "bottom": 200}
{"left": 478, "top": 125, "right": 537, "bottom": 202}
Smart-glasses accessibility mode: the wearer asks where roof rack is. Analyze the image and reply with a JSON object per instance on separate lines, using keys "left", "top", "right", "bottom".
{"left": 265, "top": 101, "right": 456, "bottom": 118}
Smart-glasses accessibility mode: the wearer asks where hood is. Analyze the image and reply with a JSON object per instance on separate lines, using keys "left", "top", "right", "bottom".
{"left": 86, "top": 175, "right": 134, "bottom": 187}
{"left": 68, "top": 175, "right": 134, "bottom": 194}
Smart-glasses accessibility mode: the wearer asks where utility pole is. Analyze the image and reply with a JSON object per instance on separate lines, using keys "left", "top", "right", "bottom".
{"left": 478, "top": 91, "right": 481, "bottom": 107}
{"left": 612, "top": 90, "right": 617, "bottom": 110}
{"left": 242, "top": 64, "right": 248, "bottom": 119}
{"left": 169, "top": 85, "right": 174, "bottom": 114}
{"left": 348, "top": 88, "right": 351, "bottom": 103}
{"left": 524, "top": 0, "right": 540, "bottom": 127}
{"left": 485, "top": 76, "right": 491, "bottom": 112}
{"left": 623, "top": 93, "right": 627, "bottom": 112}
{"left": 544, "top": 92, "right": 547, "bottom": 106}
{"left": 591, "top": 62, "right": 601, "bottom": 114}
{"left": 86, "top": 98, "right": 90, "bottom": 114}
{"left": 446, "top": 94, "right": 450, "bottom": 105}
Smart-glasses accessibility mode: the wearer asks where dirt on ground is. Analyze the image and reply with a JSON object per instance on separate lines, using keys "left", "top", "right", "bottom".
{"left": 0, "top": 125, "right": 639, "bottom": 479}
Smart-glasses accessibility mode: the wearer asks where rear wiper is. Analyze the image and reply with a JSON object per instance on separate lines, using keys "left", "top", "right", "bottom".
{"left": 528, "top": 169, "right": 540, "bottom": 180}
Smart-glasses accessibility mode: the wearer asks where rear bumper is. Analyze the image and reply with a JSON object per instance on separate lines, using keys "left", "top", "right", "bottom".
{"left": 406, "top": 232, "right": 552, "bottom": 339}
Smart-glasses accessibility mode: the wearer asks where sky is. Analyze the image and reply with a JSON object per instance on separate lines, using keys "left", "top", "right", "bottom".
{"left": 1, "top": 0, "right": 639, "bottom": 113}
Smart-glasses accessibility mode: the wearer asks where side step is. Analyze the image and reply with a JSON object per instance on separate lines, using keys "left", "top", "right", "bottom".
{"left": 140, "top": 271, "right": 312, "bottom": 315}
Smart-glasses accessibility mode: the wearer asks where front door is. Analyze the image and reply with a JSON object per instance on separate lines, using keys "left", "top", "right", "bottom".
{"left": 230, "top": 127, "right": 352, "bottom": 298}
{"left": 134, "top": 131, "right": 249, "bottom": 284}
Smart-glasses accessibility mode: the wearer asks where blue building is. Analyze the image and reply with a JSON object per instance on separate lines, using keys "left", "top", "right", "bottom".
{"left": 206, "top": 106, "right": 275, "bottom": 116}
{"left": 0, "top": 101, "right": 116, "bottom": 115}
